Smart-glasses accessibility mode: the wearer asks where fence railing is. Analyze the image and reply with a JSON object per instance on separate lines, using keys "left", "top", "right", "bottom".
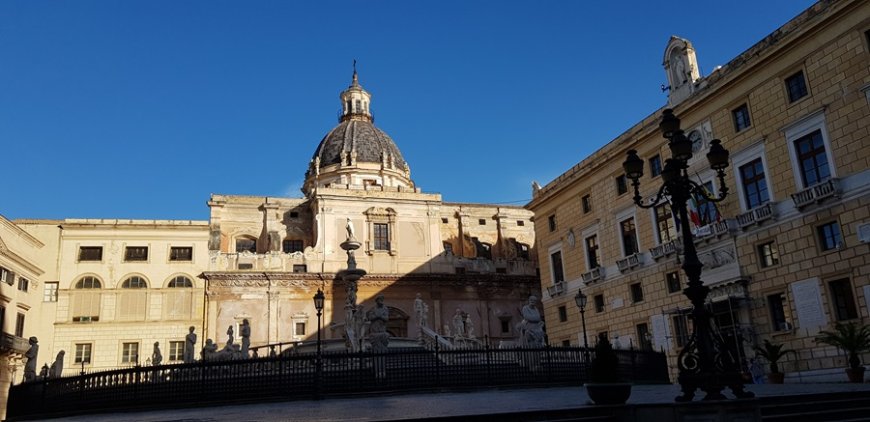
{"left": 8, "top": 345, "right": 669, "bottom": 420}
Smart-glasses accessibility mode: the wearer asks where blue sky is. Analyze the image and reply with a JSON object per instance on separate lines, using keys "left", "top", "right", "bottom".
{"left": 0, "top": 1, "right": 816, "bottom": 220}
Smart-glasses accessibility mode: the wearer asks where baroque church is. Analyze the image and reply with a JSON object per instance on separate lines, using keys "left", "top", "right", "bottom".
{"left": 0, "top": 69, "right": 540, "bottom": 392}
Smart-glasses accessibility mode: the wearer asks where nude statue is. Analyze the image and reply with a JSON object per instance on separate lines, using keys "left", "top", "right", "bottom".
{"left": 346, "top": 218, "right": 356, "bottom": 240}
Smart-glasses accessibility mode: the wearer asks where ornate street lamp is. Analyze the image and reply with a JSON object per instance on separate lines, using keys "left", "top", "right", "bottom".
{"left": 622, "top": 108, "right": 752, "bottom": 402}
{"left": 574, "top": 290, "right": 590, "bottom": 364}
{"left": 313, "top": 289, "right": 325, "bottom": 398}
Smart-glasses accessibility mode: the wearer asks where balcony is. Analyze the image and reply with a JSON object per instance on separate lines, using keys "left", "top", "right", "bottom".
{"left": 0, "top": 332, "right": 30, "bottom": 355}
{"left": 791, "top": 178, "right": 841, "bottom": 209}
{"left": 546, "top": 282, "right": 566, "bottom": 297}
{"left": 694, "top": 219, "right": 735, "bottom": 243}
{"left": 650, "top": 239, "right": 680, "bottom": 260}
{"left": 581, "top": 267, "right": 604, "bottom": 284}
{"left": 616, "top": 253, "right": 642, "bottom": 273}
{"left": 736, "top": 202, "right": 776, "bottom": 229}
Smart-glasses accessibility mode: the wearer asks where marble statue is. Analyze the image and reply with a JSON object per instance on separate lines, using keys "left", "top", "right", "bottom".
{"left": 414, "top": 293, "right": 429, "bottom": 330}
{"left": 226, "top": 325, "right": 235, "bottom": 346}
{"left": 151, "top": 342, "right": 163, "bottom": 366}
{"left": 452, "top": 308, "right": 466, "bottom": 338}
{"left": 672, "top": 54, "right": 687, "bottom": 85}
{"left": 184, "top": 326, "right": 197, "bottom": 363}
{"left": 518, "top": 296, "right": 545, "bottom": 348}
{"left": 23, "top": 337, "right": 38, "bottom": 382}
{"left": 240, "top": 319, "right": 251, "bottom": 358}
{"left": 465, "top": 314, "right": 476, "bottom": 339}
{"left": 346, "top": 218, "right": 356, "bottom": 240}
{"left": 366, "top": 294, "right": 390, "bottom": 352}
{"left": 50, "top": 350, "right": 65, "bottom": 378}
{"left": 201, "top": 339, "right": 218, "bottom": 361}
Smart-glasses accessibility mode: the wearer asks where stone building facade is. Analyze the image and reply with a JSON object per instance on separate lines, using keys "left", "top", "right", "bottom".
{"left": 527, "top": 0, "right": 870, "bottom": 381}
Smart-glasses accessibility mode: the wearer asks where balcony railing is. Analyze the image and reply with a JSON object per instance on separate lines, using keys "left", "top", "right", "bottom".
{"left": 650, "top": 239, "right": 680, "bottom": 260}
{"left": 616, "top": 253, "right": 642, "bottom": 273}
{"left": 736, "top": 202, "right": 776, "bottom": 229}
{"left": 546, "top": 282, "right": 566, "bottom": 297}
{"left": 581, "top": 267, "right": 604, "bottom": 284}
{"left": 791, "top": 178, "right": 841, "bottom": 209}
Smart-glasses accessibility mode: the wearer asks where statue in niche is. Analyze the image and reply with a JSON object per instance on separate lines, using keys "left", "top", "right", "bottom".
{"left": 366, "top": 295, "right": 390, "bottom": 352}
{"left": 49, "top": 350, "right": 65, "bottom": 378}
{"left": 184, "top": 326, "right": 197, "bottom": 363}
{"left": 346, "top": 218, "right": 356, "bottom": 240}
{"left": 151, "top": 342, "right": 163, "bottom": 366}
{"left": 672, "top": 54, "right": 687, "bottom": 86}
{"left": 240, "top": 319, "right": 251, "bottom": 358}
{"left": 23, "top": 337, "right": 38, "bottom": 382}
{"left": 517, "top": 296, "right": 545, "bottom": 348}
{"left": 452, "top": 308, "right": 466, "bottom": 338}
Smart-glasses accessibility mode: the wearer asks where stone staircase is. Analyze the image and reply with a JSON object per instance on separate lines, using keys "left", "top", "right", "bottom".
{"left": 760, "top": 390, "right": 870, "bottom": 421}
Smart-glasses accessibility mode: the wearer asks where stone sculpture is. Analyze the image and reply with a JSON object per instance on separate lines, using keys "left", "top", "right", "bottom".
{"left": 23, "top": 337, "right": 38, "bottom": 382}
{"left": 518, "top": 296, "right": 545, "bottom": 348}
{"left": 414, "top": 293, "right": 429, "bottom": 335}
{"left": 240, "top": 319, "right": 251, "bottom": 358}
{"left": 452, "top": 308, "right": 466, "bottom": 338}
{"left": 184, "top": 326, "right": 197, "bottom": 363}
{"left": 50, "top": 350, "right": 65, "bottom": 378}
{"left": 226, "top": 325, "right": 234, "bottom": 346}
{"left": 346, "top": 217, "right": 356, "bottom": 240}
{"left": 366, "top": 294, "right": 390, "bottom": 352}
{"left": 201, "top": 339, "right": 218, "bottom": 361}
{"left": 151, "top": 341, "right": 163, "bottom": 366}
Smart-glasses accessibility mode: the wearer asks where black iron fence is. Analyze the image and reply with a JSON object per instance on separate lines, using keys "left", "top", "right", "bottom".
{"left": 8, "top": 346, "right": 669, "bottom": 420}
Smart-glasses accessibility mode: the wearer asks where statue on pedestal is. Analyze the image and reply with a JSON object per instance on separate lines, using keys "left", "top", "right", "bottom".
{"left": 452, "top": 309, "right": 466, "bottom": 339}
{"left": 151, "top": 342, "right": 163, "bottom": 366}
{"left": 366, "top": 295, "right": 390, "bottom": 353}
{"left": 517, "top": 296, "right": 545, "bottom": 348}
{"left": 414, "top": 293, "right": 429, "bottom": 337}
{"left": 184, "top": 327, "right": 197, "bottom": 363}
{"left": 201, "top": 339, "right": 218, "bottom": 361}
{"left": 240, "top": 319, "right": 251, "bottom": 358}
{"left": 50, "top": 350, "right": 65, "bottom": 378}
{"left": 23, "top": 337, "right": 38, "bottom": 382}
{"left": 226, "top": 325, "right": 235, "bottom": 346}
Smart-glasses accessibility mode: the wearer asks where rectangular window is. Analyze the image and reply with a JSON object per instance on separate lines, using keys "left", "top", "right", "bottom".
{"left": 0, "top": 267, "right": 12, "bottom": 285}
{"left": 15, "top": 313, "right": 25, "bottom": 337}
{"left": 78, "top": 246, "right": 103, "bottom": 261}
{"left": 478, "top": 219, "right": 486, "bottom": 226}
{"left": 732, "top": 103, "right": 751, "bottom": 132}
{"left": 757, "top": 241, "right": 780, "bottom": 268}
{"left": 17, "top": 277, "right": 28, "bottom": 292}
{"left": 666, "top": 271, "right": 681, "bottom": 293}
{"left": 548, "top": 215, "right": 556, "bottom": 232}
{"left": 292, "top": 264, "right": 307, "bottom": 273}
{"left": 550, "top": 251, "right": 564, "bottom": 284}
{"left": 616, "top": 175, "right": 628, "bottom": 195}
{"left": 630, "top": 283, "right": 644, "bottom": 303}
{"left": 693, "top": 181, "right": 718, "bottom": 227}
{"left": 558, "top": 305, "right": 567, "bottom": 322}
{"left": 561, "top": 339, "right": 571, "bottom": 347}
{"left": 636, "top": 323, "right": 652, "bottom": 350}
{"left": 373, "top": 223, "right": 390, "bottom": 250}
{"left": 290, "top": 211, "right": 299, "bottom": 218}
{"left": 817, "top": 221, "right": 842, "bottom": 251}
{"left": 619, "top": 217, "right": 638, "bottom": 256}
{"left": 594, "top": 294, "right": 605, "bottom": 313}
{"left": 295, "top": 322, "right": 306, "bottom": 336}
{"left": 581, "top": 195, "right": 592, "bottom": 213}
{"left": 649, "top": 155, "right": 662, "bottom": 177}
{"left": 795, "top": 129, "right": 830, "bottom": 187}
{"left": 514, "top": 241, "right": 530, "bottom": 260}
{"left": 168, "top": 341, "right": 184, "bottom": 361}
{"left": 169, "top": 246, "right": 193, "bottom": 261}
{"left": 124, "top": 246, "right": 148, "bottom": 261}
{"left": 501, "top": 320, "right": 510, "bottom": 333}
{"left": 739, "top": 158, "right": 769, "bottom": 209}
{"left": 441, "top": 218, "right": 449, "bottom": 224}
{"left": 767, "top": 293, "right": 789, "bottom": 331}
{"left": 584, "top": 235, "right": 600, "bottom": 269}
{"left": 43, "top": 282, "right": 59, "bottom": 302}
{"left": 282, "top": 240, "right": 304, "bottom": 253}
{"left": 828, "top": 278, "right": 858, "bottom": 321}
{"left": 517, "top": 220, "right": 525, "bottom": 226}
{"left": 673, "top": 315, "right": 689, "bottom": 347}
{"left": 785, "top": 71, "right": 808, "bottom": 103}
{"left": 121, "top": 342, "right": 139, "bottom": 364}
{"left": 74, "top": 343, "right": 92, "bottom": 364}
{"left": 654, "top": 203, "right": 676, "bottom": 243}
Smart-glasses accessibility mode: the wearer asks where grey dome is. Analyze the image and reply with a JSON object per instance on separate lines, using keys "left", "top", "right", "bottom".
{"left": 312, "top": 119, "right": 407, "bottom": 169}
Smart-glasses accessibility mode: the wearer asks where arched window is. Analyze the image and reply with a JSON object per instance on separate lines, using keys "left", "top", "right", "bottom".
{"left": 167, "top": 276, "right": 193, "bottom": 288}
{"left": 235, "top": 236, "right": 257, "bottom": 253}
{"left": 121, "top": 276, "right": 148, "bottom": 289}
{"left": 75, "top": 276, "right": 101, "bottom": 289}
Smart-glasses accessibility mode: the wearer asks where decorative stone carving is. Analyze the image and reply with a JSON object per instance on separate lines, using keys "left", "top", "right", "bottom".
{"left": 184, "top": 327, "right": 197, "bottom": 363}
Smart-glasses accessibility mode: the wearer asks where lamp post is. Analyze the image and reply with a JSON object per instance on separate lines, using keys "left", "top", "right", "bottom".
{"left": 313, "top": 289, "right": 325, "bottom": 398}
{"left": 622, "top": 108, "right": 753, "bottom": 402}
{"left": 574, "top": 290, "right": 590, "bottom": 364}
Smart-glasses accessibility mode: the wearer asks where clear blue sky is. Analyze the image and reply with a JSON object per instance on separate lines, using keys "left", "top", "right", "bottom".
{"left": 1, "top": 1, "right": 816, "bottom": 220}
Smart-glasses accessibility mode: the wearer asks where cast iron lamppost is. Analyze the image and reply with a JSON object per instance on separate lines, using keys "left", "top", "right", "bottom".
{"left": 622, "top": 108, "right": 752, "bottom": 402}
{"left": 574, "top": 290, "right": 590, "bottom": 364}
{"left": 313, "top": 289, "right": 325, "bottom": 398}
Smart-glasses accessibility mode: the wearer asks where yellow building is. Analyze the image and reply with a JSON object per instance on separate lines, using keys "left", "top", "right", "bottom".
{"left": 527, "top": 0, "right": 870, "bottom": 381}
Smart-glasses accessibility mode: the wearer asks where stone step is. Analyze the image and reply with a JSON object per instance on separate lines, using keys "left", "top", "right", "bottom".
{"left": 762, "top": 406, "right": 870, "bottom": 421}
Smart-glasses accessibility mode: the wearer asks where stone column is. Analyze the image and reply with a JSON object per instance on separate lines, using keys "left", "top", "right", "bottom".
{"left": 267, "top": 290, "right": 280, "bottom": 344}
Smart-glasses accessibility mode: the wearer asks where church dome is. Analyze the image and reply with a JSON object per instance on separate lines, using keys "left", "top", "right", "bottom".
{"left": 311, "top": 119, "right": 406, "bottom": 170}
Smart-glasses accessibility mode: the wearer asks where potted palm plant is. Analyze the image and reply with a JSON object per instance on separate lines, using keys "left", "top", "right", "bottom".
{"left": 815, "top": 322, "right": 870, "bottom": 383}
{"left": 754, "top": 339, "right": 795, "bottom": 384}
{"left": 585, "top": 334, "right": 631, "bottom": 405}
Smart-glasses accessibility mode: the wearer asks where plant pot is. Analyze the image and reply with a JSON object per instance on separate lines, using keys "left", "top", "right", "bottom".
{"left": 585, "top": 383, "right": 632, "bottom": 405}
{"left": 768, "top": 372, "right": 785, "bottom": 384}
{"left": 846, "top": 367, "right": 866, "bottom": 383}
